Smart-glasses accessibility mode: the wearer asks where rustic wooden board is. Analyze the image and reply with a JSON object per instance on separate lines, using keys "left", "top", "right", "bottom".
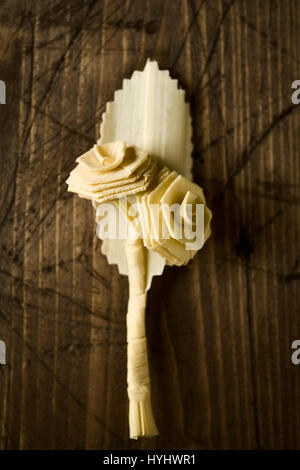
{"left": 1, "top": 0, "right": 300, "bottom": 450}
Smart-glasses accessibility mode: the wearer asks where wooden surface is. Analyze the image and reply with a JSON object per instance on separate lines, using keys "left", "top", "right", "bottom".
{"left": 0, "top": 0, "right": 300, "bottom": 450}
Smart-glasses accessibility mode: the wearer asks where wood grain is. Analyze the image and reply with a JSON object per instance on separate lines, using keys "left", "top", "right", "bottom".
{"left": 1, "top": 0, "right": 300, "bottom": 449}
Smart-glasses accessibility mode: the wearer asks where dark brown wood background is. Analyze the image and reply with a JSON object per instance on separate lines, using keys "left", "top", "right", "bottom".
{"left": 0, "top": 0, "right": 300, "bottom": 450}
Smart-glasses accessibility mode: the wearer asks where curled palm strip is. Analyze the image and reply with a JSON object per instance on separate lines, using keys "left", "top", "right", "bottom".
{"left": 67, "top": 142, "right": 211, "bottom": 439}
